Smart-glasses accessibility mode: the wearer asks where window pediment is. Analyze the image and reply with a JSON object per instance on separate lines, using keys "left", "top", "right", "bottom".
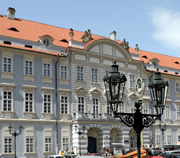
{"left": 90, "top": 87, "right": 101, "bottom": 96}
{"left": 76, "top": 86, "right": 87, "bottom": 94}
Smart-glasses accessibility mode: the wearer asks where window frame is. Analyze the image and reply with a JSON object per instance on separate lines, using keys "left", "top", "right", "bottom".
{"left": 60, "top": 95, "right": 68, "bottom": 114}
{"left": 92, "top": 68, "right": 98, "bottom": 83}
{"left": 77, "top": 66, "right": 84, "bottom": 81}
{"left": 129, "top": 74, "right": 135, "bottom": 88}
{"left": 78, "top": 96, "right": 85, "bottom": 114}
{"left": 3, "top": 90, "right": 13, "bottom": 112}
{"left": 43, "top": 94, "right": 52, "bottom": 113}
{"left": 43, "top": 62, "right": 51, "bottom": 77}
{"left": 93, "top": 97, "right": 99, "bottom": 118}
{"left": 61, "top": 65, "right": 68, "bottom": 80}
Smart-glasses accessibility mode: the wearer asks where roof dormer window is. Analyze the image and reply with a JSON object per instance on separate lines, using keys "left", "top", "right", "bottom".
{"left": 39, "top": 35, "right": 54, "bottom": 47}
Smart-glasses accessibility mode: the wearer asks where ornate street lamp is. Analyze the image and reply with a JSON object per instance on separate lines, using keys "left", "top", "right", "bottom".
{"left": 159, "top": 121, "right": 166, "bottom": 148}
{"left": 8, "top": 124, "right": 23, "bottom": 158}
{"left": 75, "top": 124, "right": 86, "bottom": 155}
{"left": 103, "top": 61, "right": 169, "bottom": 158}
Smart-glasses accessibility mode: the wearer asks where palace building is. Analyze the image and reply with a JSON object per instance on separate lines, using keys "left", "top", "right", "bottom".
{"left": 0, "top": 7, "right": 180, "bottom": 158}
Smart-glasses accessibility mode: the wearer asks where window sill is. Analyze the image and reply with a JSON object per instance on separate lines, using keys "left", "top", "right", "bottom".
{"left": 42, "top": 113, "right": 54, "bottom": 119}
{"left": 23, "top": 112, "right": 36, "bottom": 119}
{"left": 42, "top": 76, "right": 53, "bottom": 83}
{"left": 24, "top": 152, "right": 36, "bottom": 155}
{"left": 1, "top": 111, "right": 14, "bottom": 118}
{"left": 1, "top": 72, "right": 14, "bottom": 79}
{"left": 1, "top": 153, "right": 14, "bottom": 155}
{"left": 24, "top": 74, "right": 35, "bottom": 82}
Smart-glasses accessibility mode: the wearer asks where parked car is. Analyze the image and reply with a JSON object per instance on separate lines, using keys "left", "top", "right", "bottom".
{"left": 158, "top": 150, "right": 180, "bottom": 157}
{"left": 48, "top": 155, "right": 65, "bottom": 158}
{"left": 151, "top": 148, "right": 163, "bottom": 155}
{"left": 163, "top": 145, "right": 180, "bottom": 151}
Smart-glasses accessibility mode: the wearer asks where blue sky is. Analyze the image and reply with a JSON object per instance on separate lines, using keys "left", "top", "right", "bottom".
{"left": 1, "top": 0, "right": 180, "bottom": 58}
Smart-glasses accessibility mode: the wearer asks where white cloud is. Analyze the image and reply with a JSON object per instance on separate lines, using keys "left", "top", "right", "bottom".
{"left": 150, "top": 7, "right": 180, "bottom": 51}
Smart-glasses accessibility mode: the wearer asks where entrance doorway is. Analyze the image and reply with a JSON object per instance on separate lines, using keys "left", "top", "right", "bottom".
{"left": 88, "top": 136, "right": 97, "bottom": 153}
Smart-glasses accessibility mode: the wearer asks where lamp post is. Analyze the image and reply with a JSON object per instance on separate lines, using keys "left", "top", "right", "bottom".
{"left": 159, "top": 122, "right": 166, "bottom": 148}
{"left": 75, "top": 124, "right": 86, "bottom": 155}
{"left": 8, "top": 124, "right": 23, "bottom": 158}
{"left": 103, "top": 61, "right": 169, "bottom": 158}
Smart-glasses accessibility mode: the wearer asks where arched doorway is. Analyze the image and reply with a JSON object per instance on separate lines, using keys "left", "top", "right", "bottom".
{"left": 88, "top": 136, "right": 97, "bottom": 153}
{"left": 87, "top": 128, "right": 99, "bottom": 153}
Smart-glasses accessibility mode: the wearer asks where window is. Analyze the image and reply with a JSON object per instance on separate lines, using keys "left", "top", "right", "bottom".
{"left": 44, "top": 94, "right": 51, "bottom": 113}
{"left": 143, "top": 78, "right": 147, "bottom": 88}
{"left": 43, "top": 39, "right": 50, "bottom": 46}
{"left": 93, "top": 98, "right": 99, "bottom": 118}
{"left": 61, "top": 96, "right": 68, "bottom": 114}
{"left": 78, "top": 97, "right": 85, "bottom": 114}
{"left": 166, "top": 105, "right": 171, "bottom": 119}
{"left": 143, "top": 103, "right": 148, "bottom": 114}
{"left": 43, "top": 63, "right": 51, "bottom": 77}
{"left": 130, "top": 136, "right": 137, "bottom": 149}
{"left": 119, "top": 101, "right": 125, "bottom": 113}
{"left": 63, "top": 138, "right": 69, "bottom": 151}
{"left": 177, "top": 106, "right": 180, "bottom": 120}
{"left": 77, "top": 66, "right": 84, "bottom": 81}
{"left": 92, "top": 68, "right": 98, "bottom": 83}
{"left": 45, "top": 138, "right": 52, "bottom": 152}
{"left": 3, "top": 57, "right": 12, "bottom": 72}
{"left": 167, "top": 135, "right": 171, "bottom": 145}
{"left": 25, "top": 60, "right": 33, "bottom": 75}
{"left": 130, "top": 74, "right": 135, "bottom": 88}
{"left": 26, "top": 138, "right": 33, "bottom": 152}
{"left": 176, "top": 83, "right": 180, "bottom": 93}
{"left": 61, "top": 66, "right": 67, "bottom": 79}
{"left": 107, "top": 104, "right": 112, "bottom": 116}
{"left": 25, "top": 93, "right": 33, "bottom": 112}
{"left": 156, "top": 135, "right": 161, "bottom": 146}
{"left": 178, "top": 135, "right": 180, "bottom": 143}
{"left": 4, "top": 138, "right": 12, "bottom": 153}
{"left": 3, "top": 91, "right": 12, "bottom": 111}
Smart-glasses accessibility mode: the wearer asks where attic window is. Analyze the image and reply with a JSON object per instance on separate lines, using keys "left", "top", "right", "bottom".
{"left": 142, "top": 55, "right": 148, "bottom": 59}
{"left": 8, "top": 27, "right": 19, "bottom": 32}
{"left": 175, "top": 72, "right": 179, "bottom": 75}
{"left": 43, "top": 39, "right": 50, "bottom": 46}
{"left": 175, "top": 61, "right": 179, "bottom": 64}
{"left": 25, "top": 45, "right": 32, "bottom": 48}
{"left": 60, "top": 39, "right": 68, "bottom": 43}
{"left": 4, "top": 41, "right": 11, "bottom": 45}
{"left": 164, "top": 70, "right": 168, "bottom": 72}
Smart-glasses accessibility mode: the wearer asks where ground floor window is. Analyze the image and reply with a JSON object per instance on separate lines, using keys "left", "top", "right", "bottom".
{"left": 4, "top": 138, "right": 12, "bottom": 153}
{"left": 45, "top": 138, "right": 52, "bottom": 152}
{"left": 130, "top": 136, "right": 137, "bottom": 149}
{"left": 63, "top": 138, "right": 69, "bottom": 151}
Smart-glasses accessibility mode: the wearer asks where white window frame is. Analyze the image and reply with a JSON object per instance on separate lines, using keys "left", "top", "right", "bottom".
{"left": 177, "top": 105, "right": 180, "bottom": 120}
{"left": 166, "top": 105, "right": 171, "bottom": 120}
{"left": 1, "top": 53, "right": 14, "bottom": 79}
{"left": 43, "top": 63, "right": 51, "bottom": 77}
{"left": 77, "top": 66, "right": 84, "bottom": 81}
{"left": 156, "top": 135, "right": 161, "bottom": 146}
{"left": 176, "top": 83, "right": 180, "bottom": 93}
{"left": 92, "top": 68, "right": 98, "bottom": 83}
{"left": 63, "top": 137, "right": 69, "bottom": 151}
{"left": 25, "top": 60, "right": 33, "bottom": 75}
{"left": 4, "top": 137, "right": 12, "bottom": 153}
{"left": 3, "top": 56, "right": 12, "bottom": 73}
{"left": 143, "top": 103, "right": 148, "bottom": 114}
{"left": 45, "top": 137, "right": 52, "bottom": 152}
{"left": 43, "top": 94, "right": 52, "bottom": 113}
{"left": 24, "top": 126, "right": 35, "bottom": 154}
{"left": 60, "top": 95, "right": 68, "bottom": 114}
{"left": 78, "top": 96, "right": 85, "bottom": 114}
{"left": 130, "top": 74, "right": 135, "bottom": 88}
{"left": 61, "top": 65, "right": 68, "bottom": 80}
{"left": 24, "top": 92, "right": 34, "bottom": 112}
{"left": 93, "top": 97, "right": 99, "bottom": 118}
{"left": 3, "top": 90, "right": 13, "bottom": 112}
{"left": 26, "top": 137, "right": 34, "bottom": 153}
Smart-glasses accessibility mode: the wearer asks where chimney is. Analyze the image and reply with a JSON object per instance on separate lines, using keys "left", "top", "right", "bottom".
{"left": 7, "top": 7, "right": 16, "bottom": 20}
{"left": 110, "top": 31, "right": 116, "bottom": 41}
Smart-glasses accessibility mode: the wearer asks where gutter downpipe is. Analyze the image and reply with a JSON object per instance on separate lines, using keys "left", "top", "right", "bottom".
{"left": 55, "top": 48, "right": 70, "bottom": 154}
{"left": 55, "top": 54, "right": 60, "bottom": 154}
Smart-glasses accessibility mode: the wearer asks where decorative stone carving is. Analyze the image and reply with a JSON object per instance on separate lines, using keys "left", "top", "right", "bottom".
{"left": 135, "top": 44, "right": 139, "bottom": 54}
{"left": 69, "top": 28, "right": 74, "bottom": 40}
{"left": 81, "top": 29, "right": 92, "bottom": 43}
{"left": 120, "top": 38, "right": 129, "bottom": 51}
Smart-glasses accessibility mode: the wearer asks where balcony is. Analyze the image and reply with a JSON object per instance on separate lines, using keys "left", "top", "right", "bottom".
{"left": 72, "top": 112, "right": 116, "bottom": 121}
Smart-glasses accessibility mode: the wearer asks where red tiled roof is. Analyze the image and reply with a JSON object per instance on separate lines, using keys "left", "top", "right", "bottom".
{"left": 138, "top": 50, "right": 180, "bottom": 70}
{"left": 0, "top": 16, "right": 102, "bottom": 48}
{"left": 0, "top": 15, "right": 179, "bottom": 72}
